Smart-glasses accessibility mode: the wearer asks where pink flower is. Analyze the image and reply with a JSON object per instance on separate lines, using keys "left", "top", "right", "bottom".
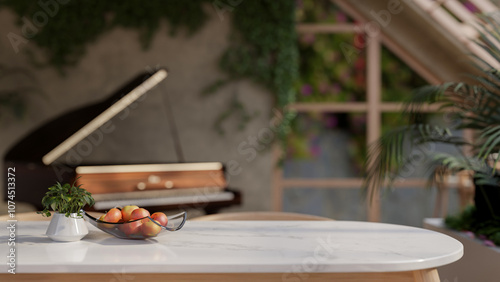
{"left": 464, "top": 1, "right": 479, "bottom": 13}
{"left": 354, "top": 34, "right": 365, "bottom": 49}
{"left": 464, "top": 231, "right": 475, "bottom": 238}
{"left": 331, "top": 83, "right": 341, "bottom": 95}
{"left": 336, "top": 12, "right": 348, "bottom": 23}
{"left": 301, "top": 84, "right": 313, "bottom": 96}
{"left": 324, "top": 115, "right": 338, "bottom": 128}
{"left": 484, "top": 240, "right": 496, "bottom": 247}
{"left": 310, "top": 144, "right": 321, "bottom": 157}
{"left": 339, "top": 70, "right": 351, "bottom": 83}
{"left": 301, "top": 34, "right": 315, "bottom": 45}
{"left": 309, "top": 136, "right": 321, "bottom": 157}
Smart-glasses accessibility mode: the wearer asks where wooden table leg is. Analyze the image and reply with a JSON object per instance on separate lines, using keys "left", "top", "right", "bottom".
{"left": 413, "top": 268, "right": 440, "bottom": 282}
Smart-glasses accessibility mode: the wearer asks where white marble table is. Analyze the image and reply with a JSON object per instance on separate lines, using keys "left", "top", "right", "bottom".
{"left": 1, "top": 220, "right": 463, "bottom": 281}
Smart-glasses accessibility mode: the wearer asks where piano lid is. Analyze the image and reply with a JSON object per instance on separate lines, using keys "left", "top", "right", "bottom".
{"left": 4, "top": 68, "right": 168, "bottom": 165}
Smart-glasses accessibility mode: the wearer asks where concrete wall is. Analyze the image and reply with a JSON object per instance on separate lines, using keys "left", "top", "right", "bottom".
{"left": 0, "top": 7, "right": 274, "bottom": 214}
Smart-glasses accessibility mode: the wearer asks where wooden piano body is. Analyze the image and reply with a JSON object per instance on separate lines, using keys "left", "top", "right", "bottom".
{"left": 3, "top": 68, "right": 241, "bottom": 213}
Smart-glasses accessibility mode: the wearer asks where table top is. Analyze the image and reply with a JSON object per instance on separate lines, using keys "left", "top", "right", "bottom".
{"left": 0, "top": 220, "right": 463, "bottom": 274}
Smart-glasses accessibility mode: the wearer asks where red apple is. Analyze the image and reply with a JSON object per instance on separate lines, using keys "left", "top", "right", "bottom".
{"left": 98, "top": 214, "right": 114, "bottom": 229}
{"left": 151, "top": 212, "right": 168, "bottom": 226}
{"left": 131, "top": 208, "right": 150, "bottom": 221}
{"left": 119, "top": 220, "right": 142, "bottom": 236}
{"left": 104, "top": 208, "right": 122, "bottom": 223}
{"left": 121, "top": 205, "right": 139, "bottom": 221}
{"left": 141, "top": 219, "right": 162, "bottom": 237}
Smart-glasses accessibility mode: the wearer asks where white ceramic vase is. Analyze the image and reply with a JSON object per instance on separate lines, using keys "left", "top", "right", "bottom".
{"left": 46, "top": 212, "right": 88, "bottom": 242}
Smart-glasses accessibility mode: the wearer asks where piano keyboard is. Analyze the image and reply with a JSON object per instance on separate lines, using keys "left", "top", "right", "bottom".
{"left": 92, "top": 190, "right": 234, "bottom": 210}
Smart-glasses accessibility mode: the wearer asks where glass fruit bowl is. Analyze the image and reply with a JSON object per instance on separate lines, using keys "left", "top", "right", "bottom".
{"left": 82, "top": 210, "right": 186, "bottom": 240}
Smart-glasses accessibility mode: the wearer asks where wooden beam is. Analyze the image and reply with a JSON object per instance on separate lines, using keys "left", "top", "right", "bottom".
{"left": 287, "top": 102, "right": 442, "bottom": 113}
{"left": 296, "top": 23, "right": 361, "bottom": 34}
{"left": 287, "top": 102, "right": 368, "bottom": 112}
{"left": 333, "top": 0, "right": 443, "bottom": 84}
{"left": 272, "top": 144, "right": 284, "bottom": 211}
{"left": 281, "top": 178, "right": 434, "bottom": 189}
{"left": 366, "top": 32, "right": 382, "bottom": 222}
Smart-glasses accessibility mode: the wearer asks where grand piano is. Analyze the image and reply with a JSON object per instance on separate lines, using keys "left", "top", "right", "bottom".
{"left": 4, "top": 68, "right": 241, "bottom": 214}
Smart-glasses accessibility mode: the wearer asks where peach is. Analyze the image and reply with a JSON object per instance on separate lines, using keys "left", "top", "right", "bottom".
{"left": 119, "top": 220, "right": 142, "bottom": 236}
{"left": 141, "top": 219, "right": 162, "bottom": 237}
{"left": 97, "top": 214, "right": 114, "bottom": 229}
{"left": 151, "top": 212, "right": 168, "bottom": 226}
{"left": 104, "top": 208, "right": 122, "bottom": 223}
{"left": 121, "top": 205, "right": 139, "bottom": 221}
{"left": 130, "top": 208, "right": 150, "bottom": 221}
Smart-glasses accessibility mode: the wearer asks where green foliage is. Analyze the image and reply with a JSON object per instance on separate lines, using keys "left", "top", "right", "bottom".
{"left": 294, "top": 0, "right": 426, "bottom": 105}
{"left": 364, "top": 15, "right": 500, "bottom": 197}
{"left": 1, "top": 1, "right": 299, "bottom": 137}
{"left": 38, "top": 181, "right": 95, "bottom": 218}
{"left": 0, "top": 0, "right": 210, "bottom": 71}
{"left": 446, "top": 206, "right": 500, "bottom": 246}
{"left": 289, "top": 0, "right": 425, "bottom": 172}
{"left": 295, "top": 0, "right": 364, "bottom": 104}
{"left": 227, "top": 0, "right": 298, "bottom": 108}
{"left": 445, "top": 205, "right": 477, "bottom": 230}
{"left": 206, "top": 0, "right": 298, "bottom": 135}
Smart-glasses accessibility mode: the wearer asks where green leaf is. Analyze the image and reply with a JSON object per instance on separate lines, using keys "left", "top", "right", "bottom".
{"left": 38, "top": 180, "right": 94, "bottom": 215}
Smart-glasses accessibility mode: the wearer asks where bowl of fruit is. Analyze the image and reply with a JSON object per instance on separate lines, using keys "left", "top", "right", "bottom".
{"left": 82, "top": 205, "right": 186, "bottom": 239}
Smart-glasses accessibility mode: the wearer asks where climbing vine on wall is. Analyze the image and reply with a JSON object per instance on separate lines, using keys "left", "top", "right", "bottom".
{"left": 205, "top": 0, "right": 298, "bottom": 136}
{"left": 0, "top": 0, "right": 298, "bottom": 137}
{"left": 0, "top": 0, "right": 210, "bottom": 69}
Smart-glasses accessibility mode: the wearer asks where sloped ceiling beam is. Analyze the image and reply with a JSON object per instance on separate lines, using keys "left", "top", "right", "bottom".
{"left": 334, "top": 0, "right": 479, "bottom": 84}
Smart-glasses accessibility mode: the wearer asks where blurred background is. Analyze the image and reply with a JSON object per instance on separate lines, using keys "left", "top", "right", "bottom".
{"left": 0, "top": 0, "right": 492, "bottom": 226}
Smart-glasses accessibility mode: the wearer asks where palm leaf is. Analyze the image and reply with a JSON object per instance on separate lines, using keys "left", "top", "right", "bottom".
{"left": 477, "top": 125, "right": 500, "bottom": 159}
{"left": 365, "top": 14, "right": 500, "bottom": 197}
{"left": 363, "top": 123, "right": 462, "bottom": 198}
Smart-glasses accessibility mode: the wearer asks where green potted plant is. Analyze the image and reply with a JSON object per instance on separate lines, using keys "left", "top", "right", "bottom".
{"left": 38, "top": 180, "right": 95, "bottom": 242}
{"left": 364, "top": 17, "right": 500, "bottom": 244}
